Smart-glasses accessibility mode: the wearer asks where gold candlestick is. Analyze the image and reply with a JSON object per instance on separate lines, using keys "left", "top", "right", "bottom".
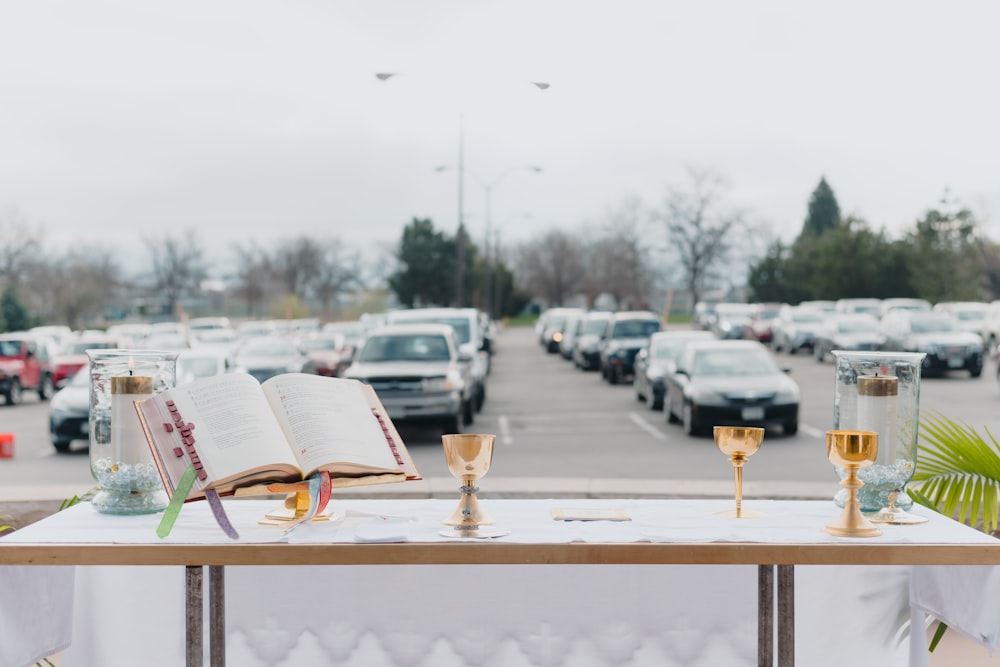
{"left": 825, "top": 430, "right": 882, "bottom": 537}
{"left": 714, "top": 426, "right": 765, "bottom": 518}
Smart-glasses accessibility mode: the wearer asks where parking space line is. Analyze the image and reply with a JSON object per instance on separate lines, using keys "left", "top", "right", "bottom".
{"left": 628, "top": 412, "right": 668, "bottom": 441}
{"left": 498, "top": 415, "right": 513, "bottom": 445}
{"left": 799, "top": 423, "right": 824, "bottom": 439}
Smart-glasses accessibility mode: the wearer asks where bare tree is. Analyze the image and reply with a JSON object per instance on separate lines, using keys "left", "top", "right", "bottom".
{"left": 230, "top": 241, "right": 272, "bottom": 317}
{"left": 593, "top": 196, "right": 656, "bottom": 310}
{"left": 0, "top": 207, "right": 44, "bottom": 288}
{"left": 49, "top": 246, "right": 121, "bottom": 328}
{"left": 513, "top": 228, "right": 586, "bottom": 307}
{"left": 273, "top": 236, "right": 322, "bottom": 300}
{"left": 143, "top": 229, "right": 208, "bottom": 318}
{"left": 312, "top": 237, "right": 361, "bottom": 318}
{"left": 652, "top": 167, "right": 745, "bottom": 309}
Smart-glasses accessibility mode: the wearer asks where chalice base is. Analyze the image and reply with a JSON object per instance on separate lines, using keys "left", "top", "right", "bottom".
{"left": 439, "top": 525, "right": 510, "bottom": 539}
{"left": 716, "top": 508, "right": 764, "bottom": 518}
{"left": 825, "top": 509, "right": 882, "bottom": 537}
{"left": 867, "top": 506, "right": 929, "bottom": 525}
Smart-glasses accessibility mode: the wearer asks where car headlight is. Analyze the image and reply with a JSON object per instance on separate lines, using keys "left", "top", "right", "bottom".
{"left": 646, "top": 366, "right": 666, "bottom": 382}
{"left": 774, "top": 389, "right": 799, "bottom": 404}
{"left": 687, "top": 387, "right": 723, "bottom": 404}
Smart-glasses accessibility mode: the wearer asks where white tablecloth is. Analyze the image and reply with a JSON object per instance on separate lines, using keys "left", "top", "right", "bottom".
{"left": 3, "top": 497, "right": 998, "bottom": 667}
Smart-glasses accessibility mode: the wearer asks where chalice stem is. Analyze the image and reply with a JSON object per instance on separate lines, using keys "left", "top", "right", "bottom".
{"left": 733, "top": 458, "right": 745, "bottom": 517}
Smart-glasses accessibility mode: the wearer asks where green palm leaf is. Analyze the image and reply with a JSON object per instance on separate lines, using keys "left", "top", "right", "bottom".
{"left": 911, "top": 411, "right": 1000, "bottom": 534}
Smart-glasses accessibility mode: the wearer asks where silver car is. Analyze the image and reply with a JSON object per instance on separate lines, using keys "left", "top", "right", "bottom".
{"left": 343, "top": 323, "right": 474, "bottom": 434}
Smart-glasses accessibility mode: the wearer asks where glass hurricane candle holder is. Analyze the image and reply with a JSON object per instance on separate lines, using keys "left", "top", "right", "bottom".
{"left": 832, "top": 350, "right": 925, "bottom": 512}
{"left": 87, "top": 349, "right": 178, "bottom": 515}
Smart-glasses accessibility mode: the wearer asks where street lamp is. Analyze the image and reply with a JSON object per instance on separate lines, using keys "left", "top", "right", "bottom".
{"left": 375, "top": 72, "right": 548, "bottom": 307}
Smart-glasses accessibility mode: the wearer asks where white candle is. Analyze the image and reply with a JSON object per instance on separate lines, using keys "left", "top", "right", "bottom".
{"left": 856, "top": 375, "right": 898, "bottom": 466}
{"left": 111, "top": 373, "right": 153, "bottom": 466}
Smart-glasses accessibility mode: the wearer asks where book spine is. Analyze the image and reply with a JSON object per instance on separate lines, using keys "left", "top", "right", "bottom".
{"left": 163, "top": 400, "right": 208, "bottom": 482}
{"left": 372, "top": 408, "right": 405, "bottom": 467}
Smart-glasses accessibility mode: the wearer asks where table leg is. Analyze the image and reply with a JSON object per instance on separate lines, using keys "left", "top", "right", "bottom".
{"left": 186, "top": 565, "right": 203, "bottom": 667}
{"left": 777, "top": 564, "right": 794, "bottom": 667}
{"left": 759, "top": 564, "right": 773, "bottom": 667}
{"left": 209, "top": 565, "right": 225, "bottom": 667}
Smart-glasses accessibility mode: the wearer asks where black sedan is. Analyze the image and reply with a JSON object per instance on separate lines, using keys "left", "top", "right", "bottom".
{"left": 664, "top": 340, "right": 800, "bottom": 436}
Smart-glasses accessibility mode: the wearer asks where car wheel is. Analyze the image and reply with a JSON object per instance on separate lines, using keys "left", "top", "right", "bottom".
{"left": 634, "top": 376, "right": 644, "bottom": 402}
{"left": 971, "top": 368, "right": 983, "bottom": 378}
{"left": 38, "top": 374, "right": 54, "bottom": 400}
{"left": 784, "top": 421, "right": 799, "bottom": 436}
{"left": 442, "top": 414, "right": 462, "bottom": 434}
{"left": 4, "top": 379, "right": 22, "bottom": 406}
{"left": 475, "top": 385, "right": 485, "bottom": 411}
{"left": 52, "top": 439, "right": 72, "bottom": 454}
{"left": 609, "top": 366, "right": 619, "bottom": 385}
{"left": 463, "top": 398, "right": 475, "bottom": 426}
{"left": 649, "top": 392, "right": 663, "bottom": 411}
{"left": 682, "top": 402, "right": 698, "bottom": 436}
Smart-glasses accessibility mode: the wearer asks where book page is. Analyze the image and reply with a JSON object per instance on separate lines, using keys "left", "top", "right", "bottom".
{"left": 144, "top": 373, "right": 299, "bottom": 488}
{"left": 261, "top": 373, "right": 401, "bottom": 476}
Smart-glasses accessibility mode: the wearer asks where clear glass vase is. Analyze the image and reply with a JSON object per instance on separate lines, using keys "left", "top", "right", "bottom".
{"left": 87, "top": 349, "right": 178, "bottom": 515}
{"left": 832, "top": 350, "right": 925, "bottom": 512}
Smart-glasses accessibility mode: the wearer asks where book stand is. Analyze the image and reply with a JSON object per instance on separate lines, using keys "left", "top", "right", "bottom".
{"left": 260, "top": 490, "right": 335, "bottom": 525}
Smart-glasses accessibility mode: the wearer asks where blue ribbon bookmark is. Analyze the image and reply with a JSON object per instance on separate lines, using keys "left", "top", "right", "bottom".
{"left": 157, "top": 464, "right": 197, "bottom": 538}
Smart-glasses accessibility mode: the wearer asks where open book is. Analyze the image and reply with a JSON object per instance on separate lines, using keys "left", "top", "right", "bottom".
{"left": 135, "top": 372, "right": 420, "bottom": 501}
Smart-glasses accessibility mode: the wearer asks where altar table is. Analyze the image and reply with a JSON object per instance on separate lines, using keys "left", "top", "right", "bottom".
{"left": 2, "top": 497, "right": 999, "bottom": 667}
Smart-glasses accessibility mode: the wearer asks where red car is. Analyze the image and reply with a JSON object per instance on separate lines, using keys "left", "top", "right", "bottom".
{"left": 50, "top": 336, "right": 122, "bottom": 389}
{"left": 299, "top": 333, "right": 350, "bottom": 377}
{"left": 0, "top": 333, "right": 55, "bottom": 404}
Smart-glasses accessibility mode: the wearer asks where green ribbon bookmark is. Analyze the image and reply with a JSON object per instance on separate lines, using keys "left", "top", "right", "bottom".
{"left": 157, "top": 464, "right": 197, "bottom": 539}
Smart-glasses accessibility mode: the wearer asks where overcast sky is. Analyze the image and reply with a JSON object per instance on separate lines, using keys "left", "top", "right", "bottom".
{"left": 2, "top": 1, "right": 999, "bottom": 278}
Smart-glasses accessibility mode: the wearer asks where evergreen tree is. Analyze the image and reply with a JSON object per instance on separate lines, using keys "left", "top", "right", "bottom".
{"left": 801, "top": 177, "right": 841, "bottom": 237}
{"left": 388, "top": 218, "right": 457, "bottom": 307}
{"left": 0, "top": 284, "right": 33, "bottom": 332}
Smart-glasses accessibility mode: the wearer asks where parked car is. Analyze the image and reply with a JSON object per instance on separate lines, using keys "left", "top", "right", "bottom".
{"left": 834, "top": 298, "right": 882, "bottom": 317}
{"left": 633, "top": 329, "right": 716, "bottom": 410}
{"left": 343, "top": 323, "right": 473, "bottom": 433}
{"left": 812, "top": 313, "right": 884, "bottom": 363}
{"left": 879, "top": 310, "right": 984, "bottom": 377}
{"left": 692, "top": 301, "right": 720, "bottom": 331}
{"left": 771, "top": 305, "right": 826, "bottom": 354}
{"left": 48, "top": 362, "right": 92, "bottom": 453}
{"left": 879, "top": 297, "right": 932, "bottom": 318}
{"left": 0, "top": 333, "right": 56, "bottom": 404}
{"left": 933, "top": 301, "right": 990, "bottom": 338}
{"left": 598, "top": 311, "right": 662, "bottom": 384}
{"left": 386, "top": 307, "right": 490, "bottom": 411}
{"left": 538, "top": 307, "right": 585, "bottom": 354}
{"left": 572, "top": 311, "right": 614, "bottom": 371}
{"left": 748, "top": 303, "right": 786, "bottom": 343}
{"left": 321, "top": 320, "right": 366, "bottom": 363}
{"left": 664, "top": 340, "right": 800, "bottom": 436}
{"left": 50, "top": 335, "right": 123, "bottom": 389}
{"left": 233, "top": 335, "right": 307, "bottom": 383}
{"left": 557, "top": 311, "right": 586, "bottom": 360}
{"left": 176, "top": 347, "right": 233, "bottom": 386}
{"left": 711, "top": 303, "right": 757, "bottom": 340}
{"left": 299, "top": 333, "right": 351, "bottom": 377}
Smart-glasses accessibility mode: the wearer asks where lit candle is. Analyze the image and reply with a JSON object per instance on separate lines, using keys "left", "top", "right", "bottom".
{"left": 110, "top": 359, "right": 154, "bottom": 466}
{"left": 856, "top": 374, "right": 898, "bottom": 466}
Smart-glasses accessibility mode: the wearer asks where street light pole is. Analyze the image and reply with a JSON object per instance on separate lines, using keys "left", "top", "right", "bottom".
{"left": 455, "top": 115, "right": 466, "bottom": 307}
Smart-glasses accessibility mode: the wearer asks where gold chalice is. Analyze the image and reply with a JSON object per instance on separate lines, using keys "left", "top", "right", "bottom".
{"left": 440, "top": 433, "right": 508, "bottom": 538}
{"left": 714, "top": 426, "right": 765, "bottom": 518}
{"left": 825, "top": 430, "right": 882, "bottom": 537}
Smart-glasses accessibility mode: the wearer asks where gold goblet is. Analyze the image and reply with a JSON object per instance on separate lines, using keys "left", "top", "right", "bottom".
{"left": 825, "top": 430, "right": 882, "bottom": 537}
{"left": 440, "top": 433, "right": 508, "bottom": 538}
{"left": 714, "top": 426, "right": 765, "bottom": 518}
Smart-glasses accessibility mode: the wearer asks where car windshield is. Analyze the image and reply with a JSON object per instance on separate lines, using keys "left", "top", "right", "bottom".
{"left": 0, "top": 341, "right": 22, "bottom": 357}
{"left": 359, "top": 334, "right": 452, "bottom": 362}
{"left": 612, "top": 320, "right": 660, "bottom": 337}
{"left": 910, "top": 317, "right": 958, "bottom": 333}
{"left": 239, "top": 339, "right": 298, "bottom": 356}
{"left": 837, "top": 319, "right": 878, "bottom": 333}
{"left": 580, "top": 318, "right": 609, "bottom": 335}
{"left": 69, "top": 341, "right": 117, "bottom": 354}
{"left": 394, "top": 317, "right": 471, "bottom": 343}
{"left": 301, "top": 338, "right": 341, "bottom": 351}
{"left": 791, "top": 311, "right": 825, "bottom": 323}
{"left": 651, "top": 339, "right": 693, "bottom": 360}
{"left": 955, "top": 310, "right": 986, "bottom": 321}
{"left": 692, "top": 348, "right": 778, "bottom": 376}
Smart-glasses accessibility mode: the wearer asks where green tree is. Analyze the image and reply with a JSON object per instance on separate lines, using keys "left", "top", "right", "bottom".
{"left": 0, "top": 284, "right": 34, "bottom": 332}
{"left": 388, "top": 218, "right": 457, "bottom": 308}
{"left": 746, "top": 241, "right": 791, "bottom": 302}
{"left": 801, "top": 177, "right": 841, "bottom": 238}
{"left": 901, "top": 207, "right": 984, "bottom": 302}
